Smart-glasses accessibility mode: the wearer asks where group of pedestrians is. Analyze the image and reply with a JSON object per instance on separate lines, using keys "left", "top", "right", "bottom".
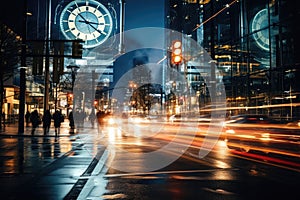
{"left": 25, "top": 109, "right": 107, "bottom": 136}
{"left": 27, "top": 109, "right": 64, "bottom": 136}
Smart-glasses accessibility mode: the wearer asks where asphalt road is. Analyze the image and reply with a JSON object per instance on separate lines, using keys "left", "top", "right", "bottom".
{"left": 1, "top": 120, "right": 300, "bottom": 200}
{"left": 78, "top": 121, "right": 300, "bottom": 200}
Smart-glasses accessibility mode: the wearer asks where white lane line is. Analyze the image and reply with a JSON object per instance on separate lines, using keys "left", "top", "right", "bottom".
{"left": 77, "top": 148, "right": 111, "bottom": 200}
{"left": 103, "top": 168, "right": 239, "bottom": 178}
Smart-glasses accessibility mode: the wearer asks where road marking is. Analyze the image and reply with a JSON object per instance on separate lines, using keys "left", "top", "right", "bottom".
{"left": 76, "top": 148, "right": 111, "bottom": 200}
{"left": 103, "top": 168, "right": 239, "bottom": 178}
{"left": 64, "top": 147, "right": 107, "bottom": 200}
{"left": 203, "top": 187, "right": 236, "bottom": 195}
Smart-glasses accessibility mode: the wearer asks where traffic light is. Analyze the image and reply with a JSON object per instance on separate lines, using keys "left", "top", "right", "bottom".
{"left": 67, "top": 93, "right": 73, "bottom": 106}
{"left": 171, "top": 40, "right": 182, "bottom": 65}
{"left": 72, "top": 40, "right": 83, "bottom": 58}
{"left": 53, "top": 42, "right": 65, "bottom": 83}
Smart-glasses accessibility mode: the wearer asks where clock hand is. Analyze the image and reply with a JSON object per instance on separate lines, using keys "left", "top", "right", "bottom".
{"left": 78, "top": 20, "right": 104, "bottom": 26}
{"left": 77, "top": 20, "right": 103, "bottom": 34}
{"left": 88, "top": 23, "right": 103, "bottom": 34}
{"left": 77, "top": 12, "right": 89, "bottom": 24}
{"left": 78, "top": 20, "right": 89, "bottom": 24}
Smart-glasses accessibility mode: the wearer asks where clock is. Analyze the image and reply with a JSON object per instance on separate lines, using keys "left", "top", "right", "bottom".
{"left": 251, "top": 9, "right": 270, "bottom": 51}
{"left": 59, "top": 0, "right": 113, "bottom": 49}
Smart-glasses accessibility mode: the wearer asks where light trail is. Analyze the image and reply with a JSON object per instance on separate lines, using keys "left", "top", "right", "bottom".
{"left": 192, "top": 0, "right": 239, "bottom": 32}
{"left": 230, "top": 149, "right": 300, "bottom": 173}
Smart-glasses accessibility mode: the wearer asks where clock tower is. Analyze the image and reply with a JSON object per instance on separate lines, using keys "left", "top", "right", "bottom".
{"left": 59, "top": 0, "right": 115, "bottom": 49}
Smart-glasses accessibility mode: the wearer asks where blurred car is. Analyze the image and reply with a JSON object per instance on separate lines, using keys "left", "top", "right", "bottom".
{"left": 223, "top": 114, "right": 300, "bottom": 155}
{"left": 145, "top": 115, "right": 159, "bottom": 121}
{"left": 225, "top": 114, "right": 279, "bottom": 124}
{"left": 128, "top": 114, "right": 150, "bottom": 124}
{"left": 286, "top": 120, "right": 300, "bottom": 128}
{"left": 169, "top": 114, "right": 182, "bottom": 122}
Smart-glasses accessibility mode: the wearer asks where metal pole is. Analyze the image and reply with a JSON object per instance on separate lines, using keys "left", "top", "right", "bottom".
{"left": 210, "top": 1, "right": 216, "bottom": 111}
{"left": 92, "top": 70, "right": 95, "bottom": 109}
{"left": 18, "top": 0, "right": 28, "bottom": 134}
{"left": 55, "top": 83, "right": 58, "bottom": 111}
{"left": 119, "top": 0, "right": 125, "bottom": 54}
{"left": 43, "top": 0, "right": 51, "bottom": 113}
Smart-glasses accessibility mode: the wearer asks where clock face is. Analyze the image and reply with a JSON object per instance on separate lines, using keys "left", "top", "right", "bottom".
{"left": 251, "top": 9, "right": 269, "bottom": 51}
{"left": 60, "top": 0, "right": 113, "bottom": 49}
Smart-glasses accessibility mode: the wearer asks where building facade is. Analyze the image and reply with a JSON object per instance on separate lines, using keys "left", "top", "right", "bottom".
{"left": 166, "top": 0, "right": 300, "bottom": 121}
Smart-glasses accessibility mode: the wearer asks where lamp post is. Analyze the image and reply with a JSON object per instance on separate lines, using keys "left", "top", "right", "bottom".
{"left": 18, "top": 0, "right": 28, "bottom": 134}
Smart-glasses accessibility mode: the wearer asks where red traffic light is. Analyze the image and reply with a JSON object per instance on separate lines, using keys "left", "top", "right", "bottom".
{"left": 171, "top": 40, "right": 182, "bottom": 65}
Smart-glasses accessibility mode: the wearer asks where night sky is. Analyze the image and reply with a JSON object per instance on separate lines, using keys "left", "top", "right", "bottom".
{"left": 0, "top": 0, "right": 165, "bottom": 36}
{"left": 125, "top": 0, "right": 164, "bottom": 30}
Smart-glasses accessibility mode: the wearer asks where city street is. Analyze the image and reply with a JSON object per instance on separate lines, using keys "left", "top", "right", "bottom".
{"left": 0, "top": 0, "right": 299, "bottom": 199}
{"left": 1, "top": 118, "right": 300, "bottom": 200}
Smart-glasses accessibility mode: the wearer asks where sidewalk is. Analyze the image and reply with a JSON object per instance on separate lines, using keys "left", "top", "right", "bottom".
{"left": 0, "top": 121, "right": 106, "bottom": 200}
{"left": 0, "top": 120, "right": 73, "bottom": 137}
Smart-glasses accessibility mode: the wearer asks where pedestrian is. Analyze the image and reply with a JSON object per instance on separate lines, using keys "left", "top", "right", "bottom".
{"left": 68, "top": 111, "right": 75, "bottom": 134}
{"left": 30, "top": 110, "right": 40, "bottom": 135}
{"left": 42, "top": 110, "right": 52, "bottom": 135}
{"left": 52, "top": 110, "right": 64, "bottom": 137}
{"left": 25, "top": 111, "right": 31, "bottom": 127}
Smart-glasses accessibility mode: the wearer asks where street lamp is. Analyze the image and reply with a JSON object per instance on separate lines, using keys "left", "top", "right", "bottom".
{"left": 129, "top": 81, "right": 137, "bottom": 92}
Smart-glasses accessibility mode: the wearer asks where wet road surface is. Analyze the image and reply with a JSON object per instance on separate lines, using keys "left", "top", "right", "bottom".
{"left": 1, "top": 120, "right": 300, "bottom": 199}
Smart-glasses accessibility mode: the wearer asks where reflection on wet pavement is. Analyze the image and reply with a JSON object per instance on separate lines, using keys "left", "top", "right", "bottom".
{"left": 0, "top": 136, "right": 74, "bottom": 175}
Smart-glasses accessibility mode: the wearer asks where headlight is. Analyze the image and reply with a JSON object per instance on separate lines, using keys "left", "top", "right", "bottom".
{"left": 225, "top": 129, "right": 235, "bottom": 134}
{"left": 108, "top": 118, "right": 114, "bottom": 125}
{"left": 261, "top": 133, "right": 270, "bottom": 141}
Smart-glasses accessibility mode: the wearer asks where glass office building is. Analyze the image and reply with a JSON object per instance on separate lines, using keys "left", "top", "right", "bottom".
{"left": 166, "top": 0, "right": 300, "bottom": 121}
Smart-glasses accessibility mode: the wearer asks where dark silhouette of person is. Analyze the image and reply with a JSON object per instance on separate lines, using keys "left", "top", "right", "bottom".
{"left": 42, "top": 110, "right": 52, "bottom": 135}
{"left": 52, "top": 110, "right": 64, "bottom": 137}
{"left": 68, "top": 111, "right": 75, "bottom": 134}
{"left": 30, "top": 110, "right": 40, "bottom": 135}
